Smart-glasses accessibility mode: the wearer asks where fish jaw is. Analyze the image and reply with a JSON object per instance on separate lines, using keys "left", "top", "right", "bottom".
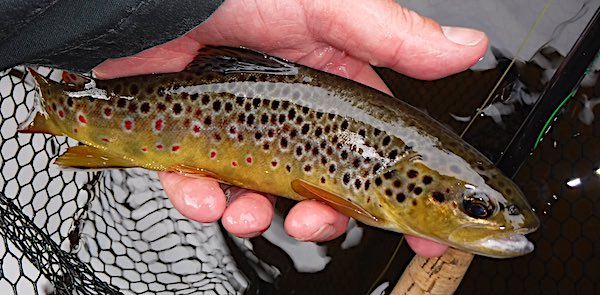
{"left": 448, "top": 224, "right": 538, "bottom": 258}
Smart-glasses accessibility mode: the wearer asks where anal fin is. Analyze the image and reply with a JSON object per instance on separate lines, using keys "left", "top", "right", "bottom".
{"left": 55, "top": 145, "right": 135, "bottom": 169}
{"left": 291, "top": 179, "right": 382, "bottom": 226}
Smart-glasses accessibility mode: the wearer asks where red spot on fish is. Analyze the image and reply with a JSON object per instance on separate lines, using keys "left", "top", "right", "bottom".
{"left": 154, "top": 118, "right": 164, "bottom": 132}
{"left": 123, "top": 119, "right": 133, "bottom": 131}
{"left": 78, "top": 114, "right": 87, "bottom": 124}
{"left": 58, "top": 110, "right": 65, "bottom": 119}
{"left": 101, "top": 137, "right": 110, "bottom": 142}
{"left": 155, "top": 143, "right": 164, "bottom": 150}
{"left": 103, "top": 107, "right": 112, "bottom": 118}
{"left": 245, "top": 156, "right": 253, "bottom": 164}
{"left": 231, "top": 161, "right": 238, "bottom": 167}
{"left": 209, "top": 150, "right": 217, "bottom": 159}
{"left": 271, "top": 159, "right": 279, "bottom": 168}
{"left": 192, "top": 124, "right": 201, "bottom": 133}
{"left": 142, "top": 147, "right": 148, "bottom": 152}
{"left": 171, "top": 145, "right": 180, "bottom": 152}
{"left": 73, "top": 128, "right": 78, "bottom": 134}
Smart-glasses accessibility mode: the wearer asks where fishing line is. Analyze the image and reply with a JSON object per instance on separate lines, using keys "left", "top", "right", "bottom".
{"left": 366, "top": 236, "right": 405, "bottom": 295}
{"left": 459, "top": 0, "right": 556, "bottom": 138}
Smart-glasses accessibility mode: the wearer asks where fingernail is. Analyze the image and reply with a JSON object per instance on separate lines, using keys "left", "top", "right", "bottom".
{"left": 301, "top": 224, "right": 336, "bottom": 242}
{"left": 441, "top": 26, "right": 485, "bottom": 46}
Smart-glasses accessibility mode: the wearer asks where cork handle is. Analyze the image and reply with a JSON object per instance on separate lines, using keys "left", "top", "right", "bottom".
{"left": 391, "top": 249, "right": 474, "bottom": 295}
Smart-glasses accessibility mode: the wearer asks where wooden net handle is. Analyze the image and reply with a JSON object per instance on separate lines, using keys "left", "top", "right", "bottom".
{"left": 391, "top": 249, "right": 474, "bottom": 295}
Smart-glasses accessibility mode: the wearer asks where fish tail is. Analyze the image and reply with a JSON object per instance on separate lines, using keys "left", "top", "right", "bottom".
{"left": 18, "top": 68, "right": 63, "bottom": 136}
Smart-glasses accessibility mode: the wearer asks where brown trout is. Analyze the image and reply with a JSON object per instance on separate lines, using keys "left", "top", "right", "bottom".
{"left": 21, "top": 46, "right": 539, "bottom": 258}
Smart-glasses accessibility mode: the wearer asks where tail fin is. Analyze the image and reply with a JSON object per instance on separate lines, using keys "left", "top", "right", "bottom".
{"left": 18, "top": 69, "right": 64, "bottom": 136}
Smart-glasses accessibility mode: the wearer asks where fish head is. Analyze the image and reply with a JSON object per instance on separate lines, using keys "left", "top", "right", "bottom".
{"left": 376, "top": 160, "right": 539, "bottom": 258}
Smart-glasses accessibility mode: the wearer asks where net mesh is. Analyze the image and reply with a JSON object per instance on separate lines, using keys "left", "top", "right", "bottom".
{"left": 0, "top": 68, "right": 246, "bottom": 295}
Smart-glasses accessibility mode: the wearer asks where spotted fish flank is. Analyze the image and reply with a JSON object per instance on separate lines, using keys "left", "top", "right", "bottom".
{"left": 21, "top": 46, "right": 539, "bottom": 258}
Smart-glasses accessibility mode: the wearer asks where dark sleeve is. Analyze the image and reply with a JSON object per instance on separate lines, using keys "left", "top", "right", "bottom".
{"left": 0, "top": 0, "right": 224, "bottom": 72}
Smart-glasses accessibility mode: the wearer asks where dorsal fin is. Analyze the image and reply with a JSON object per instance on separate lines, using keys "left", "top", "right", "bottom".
{"left": 187, "top": 46, "right": 298, "bottom": 75}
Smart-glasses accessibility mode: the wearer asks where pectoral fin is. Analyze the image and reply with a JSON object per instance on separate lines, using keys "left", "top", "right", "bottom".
{"left": 168, "top": 164, "right": 226, "bottom": 183}
{"left": 291, "top": 179, "right": 382, "bottom": 226}
{"left": 55, "top": 145, "right": 135, "bottom": 169}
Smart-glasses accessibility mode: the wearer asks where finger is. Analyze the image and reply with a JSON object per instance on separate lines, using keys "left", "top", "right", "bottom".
{"left": 284, "top": 200, "right": 349, "bottom": 242}
{"left": 303, "top": 0, "right": 488, "bottom": 80}
{"left": 93, "top": 35, "right": 201, "bottom": 79}
{"left": 221, "top": 188, "right": 276, "bottom": 238}
{"left": 158, "top": 172, "right": 227, "bottom": 223}
{"left": 405, "top": 235, "right": 449, "bottom": 257}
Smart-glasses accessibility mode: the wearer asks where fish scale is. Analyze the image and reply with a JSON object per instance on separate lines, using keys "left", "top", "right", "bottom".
{"left": 20, "top": 46, "right": 539, "bottom": 258}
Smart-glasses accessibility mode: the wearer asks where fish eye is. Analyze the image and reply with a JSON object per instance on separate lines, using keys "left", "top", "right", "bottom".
{"left": 461, "top": 189, "right": 495, "bottom": 219}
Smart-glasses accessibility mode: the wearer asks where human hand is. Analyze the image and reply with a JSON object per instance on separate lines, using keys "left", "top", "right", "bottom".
{"left": 93, "top": 0, "right": 487, "bottom": 257}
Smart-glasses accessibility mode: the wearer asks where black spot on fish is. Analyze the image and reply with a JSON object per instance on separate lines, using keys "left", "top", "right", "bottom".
{"left": 423, "top": 176, "right": 433, "bottom": 185}
{"left": 312, "top": 147, "right": 319, "bottom": 156}
{"left": 432, "top": 192, "right": 445, "bottom": 202}
{"left": 315, "top": 126, "right": 323, "bottom": 137}
{"left": 385, "top": 189, "right": 393, "bottom": 196}
{"left": 296, "top": 146, "right": 303, "bottom": 157}
{"left": 263, "top": 143, "right": 270, "bottom": 150}
{"left": 157, "top": 102, "right": 166, "bottom": 112}
{"left": 393, "top": 180, "right": 402, "bottom": 188}
{"left": 244, "top": 103, "right": 252, "bottom": 112}
{"left": 302, "top": 106, "right": 310, "bottom": 114}
{"left": 375, "top": 177, "right": 382, "bottom": 186}
{"left": 343, "top": 173, "right": 351, "bottom": 185}
{"left": 304, "top": 142, "right": 312, "bottom": 151}
{"left": 237, "top": 133, "right": 244, "bottom": 141}
{"left": 340, "top": 150, "right": 349, "bottom": 160}
{"left": 281, "top": 101, "right": 290, "bottom": 110}
{"left": 388, "top": 150, "right": 398, "bottom": 160}
{"left": 321, "top": 177, "right": 326, "bottom": 184}
{"left": 328, "top": 113, "right": 335, "bottom": 120}
{"left": 358, "top": 129, "right": 366, "bottom": 137}
{"left": 321, "top": 157, "right": 327, "bottom": 165}
{"left": 271, "top": 100, "right": 280, "bottom": 110}
{"left": 172, "top": 103, "right": 183, "bottom": 115}
{"left": 304, "top": 164, "right": 312, "bottom": 173}
{"left": 352, "top": 158, "right": 361, "bottom": 168}
{"left": 224, "top": 102, "right": 233, "bottom": 112}
{"left": 354, "top": 179, "right": 362, "bottom": 189}
{"left": 408, "top": 183, "right": 415, "bottom": 192}
{"left": 414, "top": 187, "right": 423, "bottom": 195}
{"left": 341, "top": 120, "right": 349, "bottom": 131}
{"left": 396, "top": 193, "right": 406, "bottom": 203}
{"left": 372, "top": 163, "right": 382, "bottom": 174}
{"left": 286, "top": 164, "right": 292, "bottom": 172}
{"left": 66, "top": 98, "right": 73, "bottom": 108}
{"left": 364, "top": 180, "right": 371, "bottom": 191}
{"left": 190, "top": 94, "right": 199, "bottom": 101}
{"left": 329, "top": 164, "right": 336, "bottom": 173}
{"left": 204, "top": 116, "right": 212, "bottom": 126}
{"left": 254, "top": 132, "right": 262, "bottom": 140}
{"left": 290, "top": 129, "right": 298, "bottom": 138}
{"left": 237, "top": 113, "right": 246, "bottom": 124}
{"left": 252, "top": 98, "right": 261, "bottom": 108}
{"left": 140, "top": 102, "right": 151, "bottom": 114}
{"left": 412, "top": 200, "right": 418, "bottom": 206}
{"left": 117, "top": 97, "right": 127, "bottom": 108}
{"left": 280, "top": 137, "right": 288, "bottom": 148}
{"left": 383, "top": 171, "right": 394, "bottom": 179}
{"left": 236, "top": 96, "right": 244, "bottom": 105}
{"left": 260, "top": 114, "right": 268, "bottom": 125}
{"left": 201, "top": 95, "right": 210, "bottom": 105}
{"left": 407, "top": 170, "right": 418, "bottom": 178}
{"left": 288, "top": 108, "right": 296, "bottom": 120}
{"left": 373, "top": 129, "right": 381, "bottom": 136}
{"left": 212, "top": 100, "right": 221, "bottom": 112}
{"left": 382, "top": 136, "right": 391, "bottom": 146}
{"left": 301, "top": 124, "right": 310, "bottom": 135}
{"left": 247, "top": 114, "right": 255, "bottom": 126}
{"left": 279, "top": 114, "right": 286, "bottom": 124}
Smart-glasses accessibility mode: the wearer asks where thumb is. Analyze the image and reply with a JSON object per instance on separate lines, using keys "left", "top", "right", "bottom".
{"left": 304, "top": 0, "right": 488, "bottom": 80}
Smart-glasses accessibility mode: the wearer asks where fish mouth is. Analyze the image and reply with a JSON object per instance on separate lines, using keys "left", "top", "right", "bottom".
{"left": 448, "top": 227, "right": 536, "bottom": 258}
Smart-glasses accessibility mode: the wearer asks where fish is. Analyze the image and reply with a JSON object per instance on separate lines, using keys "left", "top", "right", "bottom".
{"left": 20, "top": 46, "right": 539, "bottom": 258}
